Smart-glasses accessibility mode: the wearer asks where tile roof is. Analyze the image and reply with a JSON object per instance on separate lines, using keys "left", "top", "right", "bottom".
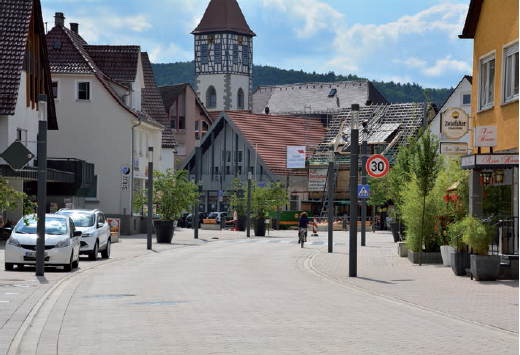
{"left": 46, "top": 23, "right": 163, "bottom": 128}
{"left": 85, "top": 45, "right": 140, "bottom": 83}
{"left": 0, "top": 0, "right": 57, "bottom": 128}
{"left": 158, "top": 83, "right": 189, "bottom": 111}
{"left": 252, "top": 81, "right": 388, "bottom": 114}
{"left": 141, "top": 52, "right": 175, "bottom": 148}
{"left": 207, "top": 111, "right": 327, "bottom": 176}
{"left": 310, "top": 103, "right": 430, "bottom": 166}
{"left": 192, "top": 0, "right": 256, "bottom": 36}
{"left": 459, "top": 0, "right": 483, "bottom": 39}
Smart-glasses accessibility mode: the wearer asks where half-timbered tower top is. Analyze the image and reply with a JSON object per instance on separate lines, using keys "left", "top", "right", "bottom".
{"left": 192, "top": 0, "right": 256, "bottom": 36}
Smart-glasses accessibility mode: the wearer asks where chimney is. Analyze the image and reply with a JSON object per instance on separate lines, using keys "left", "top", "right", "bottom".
{"left": 54, "top": 12, "right": 65, "bottom": 27}
{"left": 70, "top": 23, "right": 79, "bottom": 34}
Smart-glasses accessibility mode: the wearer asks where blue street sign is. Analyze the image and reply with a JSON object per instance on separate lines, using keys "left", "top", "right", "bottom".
{"left": 358, "top": 184, "right": 370, "bottom": 199}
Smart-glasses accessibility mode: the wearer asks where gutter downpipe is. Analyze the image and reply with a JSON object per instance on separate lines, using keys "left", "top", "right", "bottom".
{"left": 131, "top": 116, "right": 142, "bottom": 223}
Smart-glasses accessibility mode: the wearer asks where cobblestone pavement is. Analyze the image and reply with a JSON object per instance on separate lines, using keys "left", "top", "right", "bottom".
{"left": 0, "top": 228, "right": 517, "bottom": 354}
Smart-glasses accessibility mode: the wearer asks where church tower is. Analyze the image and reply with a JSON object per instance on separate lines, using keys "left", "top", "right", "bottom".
{"left": 192, "top": 0, "right": 255, "bottom": 111}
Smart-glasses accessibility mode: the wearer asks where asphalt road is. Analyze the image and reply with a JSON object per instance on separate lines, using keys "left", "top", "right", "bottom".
{"left": 4, "top": 232, "right": 517, "bottom": 355}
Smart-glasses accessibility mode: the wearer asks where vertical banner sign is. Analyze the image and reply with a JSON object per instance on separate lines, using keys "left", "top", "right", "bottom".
{"left": 121, "top": 166, "right": 130, "bottom": 190}
{"left": 308, "top": 168, "right": 328, "bottom": 191}
{"left": 474, "top": 126, "right": 497, "bottom": 147}
{"left": 287, "top": 146, "right": 306, "bottom": 169}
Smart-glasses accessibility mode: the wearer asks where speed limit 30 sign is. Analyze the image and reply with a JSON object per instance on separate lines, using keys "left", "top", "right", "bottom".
{"left": 366, "top": 154, "right": 389, "bottom": 178}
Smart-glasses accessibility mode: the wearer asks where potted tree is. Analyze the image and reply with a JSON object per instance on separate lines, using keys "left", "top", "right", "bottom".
{"left": 251, "top": 181, "right": 288, "bottom": 236}
{"left": 134, "top": 169, "right": 198, "bottom": 243}
{"left": 459, "top": 216, "right": 499, "bottom": 281}
{"left": 446, "top": 217, "right": 471, "bottom": 276}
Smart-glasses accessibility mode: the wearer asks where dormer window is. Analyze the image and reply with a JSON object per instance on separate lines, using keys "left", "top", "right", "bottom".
{"left": 328, "top": 88, "right": 337, "bottom": 97}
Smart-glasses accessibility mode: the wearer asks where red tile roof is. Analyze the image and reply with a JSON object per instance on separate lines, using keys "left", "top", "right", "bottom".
{"left": 192, "top": 0, "right": 256, "bottom": 36}
{"left": 86, "top": 45, "right": 140, "bottom": 83}
{"left": 141, "top": 52, "right": 175, "bottom": 148}
{"left": 219, "top": 111, "right": 327, "bottom": 176}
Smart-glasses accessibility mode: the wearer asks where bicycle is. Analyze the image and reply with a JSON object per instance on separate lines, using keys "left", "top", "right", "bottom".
{"left": 298, "top": 227, "right": 306, "bottom": 248}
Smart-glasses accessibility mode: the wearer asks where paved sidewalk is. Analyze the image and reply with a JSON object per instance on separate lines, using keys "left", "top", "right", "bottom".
{"left": 0, "top": 227, "right": 517, "bottom": 355}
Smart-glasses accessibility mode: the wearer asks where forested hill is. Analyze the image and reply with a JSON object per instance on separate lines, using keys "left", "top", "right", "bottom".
{"left": 151, "top": 61, "right": 454, "bottom": 106}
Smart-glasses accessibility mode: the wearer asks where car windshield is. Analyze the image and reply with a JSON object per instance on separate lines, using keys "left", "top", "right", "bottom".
{"left": 14, "top": 216, "right": 68, "bottom": 235}
{"left": 60, "top": 211, "right": 94, "bottom": 227}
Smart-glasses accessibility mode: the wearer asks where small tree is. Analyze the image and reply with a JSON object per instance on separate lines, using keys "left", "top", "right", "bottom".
{"left": 414, "top": 129, "right": 442, "bottom": 265}
{"left": 251, "top": 181, "right": 289, "bottom": 219}
{"left": 0, "top": 177, "right": 35, "bottom": 222}
{"left": 228, "top": 177, "right": 248, "bottom": 217}
{"left": 133, "top": 169, "right": 199, "bottom": 221}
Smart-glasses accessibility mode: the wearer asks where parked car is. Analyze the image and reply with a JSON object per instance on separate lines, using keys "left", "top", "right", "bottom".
{"left": 177, "top": 213, "right": 190, "bottom": 228}
{"left": 207, "top": 212, "right": 230, "bottom": 224}
{"left": 5, "top": 214, "right": 81, "bottom": 271}
{"left": 55, "top": 209, "right": 111, "bottom": 260}
{"left": 185, "top": 212, "right": 208, "bottom": 228}
{"left": 0, "top": 220, "right": 14, "bottom": 240}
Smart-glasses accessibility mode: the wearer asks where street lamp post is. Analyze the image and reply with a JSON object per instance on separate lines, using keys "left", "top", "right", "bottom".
{"left": 361, "top": 119, "right": 368, "bottom": 247}
{"left": 147, "top": 147, "right": 153, "bottom": 250}
{"left": 349, "top": 104, "right": 359, "bottom": 277}
{"left": 35, "top": 94, "right": 47, "bottom": 277}
{"left": 194, "top": 140, "right": 201, "bottom": 239}
{"left": 327, "top": 146, "right": 334, "bottom": 253}
{"left": 247, "top": 171, "right": 252, "bottom": 238}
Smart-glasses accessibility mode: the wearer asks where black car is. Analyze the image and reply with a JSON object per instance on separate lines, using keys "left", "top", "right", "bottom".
{"left": 177, "top": 213, "right": 190, "bottom": 228}
{"left": 185, "top": 212, "right": 208, "bottom": 228}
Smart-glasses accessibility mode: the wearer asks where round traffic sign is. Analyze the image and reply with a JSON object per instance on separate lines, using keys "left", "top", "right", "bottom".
{"left": 366, "top": 154, "right": 389, "bottom": 178}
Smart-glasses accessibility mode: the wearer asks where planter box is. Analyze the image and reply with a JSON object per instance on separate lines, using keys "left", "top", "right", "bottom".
{"left": 451, "top": 252, "right": 471, "bottom": 276}
{"left": 407, "top": 250, "right": 442, "bottom": 264}
{"left": 397, "top": 242, "right": 408, "bottom": 257}
{"left": 470, "top": 254, "right": 501, "bottom": 281}
{"left": 440, "top": 245, "right": 456, "bottom": 266}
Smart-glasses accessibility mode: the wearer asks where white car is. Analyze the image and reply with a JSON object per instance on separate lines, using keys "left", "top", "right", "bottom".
{"left": 5, "top": 214, "right": 81, "bottom": 271}
{"left": 56, "top": 209, "right": 111, "bottom": 260}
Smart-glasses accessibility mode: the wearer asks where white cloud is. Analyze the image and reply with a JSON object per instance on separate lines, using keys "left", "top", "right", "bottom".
{"left": 148, "top": 42, "right": 192, "bottom": 63}
{"left": 262, "top": 0, "right": 344, "bottom": 38}
{"left": 398, "top": 55, "right": 471, "bottom": 76}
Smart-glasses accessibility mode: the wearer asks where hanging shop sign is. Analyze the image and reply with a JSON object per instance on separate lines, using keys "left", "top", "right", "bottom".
{"left": 440, "top": 142, "right": 468, "bottom": 155}
{"left": 474, "top": 126, "right": 497, "bottom": 147}
{"left": 441, "top": 107, "right": 469, "bottom": 139}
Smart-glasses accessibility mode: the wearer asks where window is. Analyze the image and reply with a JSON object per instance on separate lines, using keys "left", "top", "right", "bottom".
{"left": 461, "top": 93, "right": 471, "bottom": 105}
{"left": 237, "top": 88, "right": 244, "bottom": 109}
{"left": 233, "top": 45, "right": 238, "bottom": 64}
{"left": 234, "top": 151, "right": 243, "bottom": 163}
{"left": 206, "top": 86, "right": 216, "bottom": 108}
{"left": 195, "top": 120, "right": 199, "bottom": 131}
{"left": 503, "top": 42, "right": 519, "bottom": 103}
{"left": 214, "top": 43, "right": 222, "bottom": 64}
{"left": 85, "top": 175, "right": 98, "bottom": 200}
{"left": 77, "top": 81, "right": 90, "bottom": 101}
{"left": 201, "top": 44, "right": 209, "bottom": 64}
{"left": 479, "top": 54, "right": 495, "bottom": 110}
{"left": 242, "top": 45, "right": 249, "bottom": 66}
{"left": 328, "top": 88, "right": 337, "bottom": 97}
{"left": 179, "top": 116, "right": 186, "bottom": 130}
{"left": 170, "top": 119, "right": 176, "bottom": 129}
{"left": 52, "top": 81, "right": 58, "bottom": 99}
{"left": 16, "top": 128, "right": 27, "bottom": 145}
{"left": 222, "top": 150, "right": 231, "bottom": 163}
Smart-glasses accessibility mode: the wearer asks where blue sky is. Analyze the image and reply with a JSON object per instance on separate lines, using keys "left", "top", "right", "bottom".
{"left": 41, "top": 0, "right": 473, "bottom": 89}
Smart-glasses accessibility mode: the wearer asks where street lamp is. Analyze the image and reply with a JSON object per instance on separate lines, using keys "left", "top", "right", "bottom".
{"left": 349, "top": 103, "right": 359, "bottom": 277}
{"left": 361, "top": 119, "right": 368, "bottom": 247}
{"left": 194, "top": 139, "right": 201, "bottom": 239}
{"left": 327, "top": 145, "right": 334, "bottom": 253}
{"left": 147, "top": 147, "right": 153, "bottom": 250}
{"left": 36, "top": 94, "right": 47, "bottom": 276}
{"left": 247, "top": 171, "right": 252, "bottom": 238}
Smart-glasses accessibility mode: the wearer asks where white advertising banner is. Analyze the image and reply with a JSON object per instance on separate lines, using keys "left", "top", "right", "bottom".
{"left": 287, "top": 146, "right": 306, "bottom": 169}
{"left": 308, "top": 168, "right": 327, "bottom": 191}
{"left": 474, "top": 126, "right": 497, "bottom": 147}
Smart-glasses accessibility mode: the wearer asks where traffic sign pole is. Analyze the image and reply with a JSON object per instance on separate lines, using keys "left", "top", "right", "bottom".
{"left": 361, "top": 122, "right": 368, "bottom": 247}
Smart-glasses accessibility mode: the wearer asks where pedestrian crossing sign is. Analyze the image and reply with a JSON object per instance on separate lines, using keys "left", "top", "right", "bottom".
{"left": 358, "top": 185, "right": 369, "bottom": 198}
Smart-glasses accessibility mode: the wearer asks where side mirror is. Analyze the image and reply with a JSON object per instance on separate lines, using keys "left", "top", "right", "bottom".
{"left": 74, "top": 231, "right": 82, "bottom": 237}
{"left": 97, "top": 222, "right": 104, "bottom": 229}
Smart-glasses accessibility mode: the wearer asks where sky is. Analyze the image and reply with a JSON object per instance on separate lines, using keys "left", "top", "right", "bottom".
{"left": 41, "top": 0, "right": 474, "bottom": 89}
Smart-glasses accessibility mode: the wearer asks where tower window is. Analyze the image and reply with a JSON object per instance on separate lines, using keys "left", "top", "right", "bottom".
{"left": 207, "top": 86, "right": 217, "bottom": 108}
{"left": 215, "top": 43, "right": 222, "bottom": 64}
{"left": 201, "top": 44, "right": 209, "bottom": 64}
{"left": 233, "top": 45, "right": 238, "bottom": 64}
{"left": 237, "top": 88, "right": 244, "bottom": 109}
{"left": 243, "top": 45, "right": 249, "bottom": 66}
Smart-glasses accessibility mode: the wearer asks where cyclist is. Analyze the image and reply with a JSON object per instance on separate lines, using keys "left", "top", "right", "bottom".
{"left": 298, "top": 212, "right": 309, "bottom": 243}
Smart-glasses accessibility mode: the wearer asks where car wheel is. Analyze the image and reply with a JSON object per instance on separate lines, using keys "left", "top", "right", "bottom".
{"left": 5, "top": 263, "right": 14, "bottom": 271}
{"left": 72, "top": 255, "right": 79, "bottom": 269}
{"left": 101, "top": 238, "right": 111, "bottom": 259}
{"left": 63, "top": 254, "right": 73, "bottom": 272}
{"left": 89, "top": 241, "right": 99, "bottom": 261}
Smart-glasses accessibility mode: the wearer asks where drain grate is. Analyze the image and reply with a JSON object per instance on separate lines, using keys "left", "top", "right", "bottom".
{"left": 131, "top": 300, "right": 188, "bottom": 306}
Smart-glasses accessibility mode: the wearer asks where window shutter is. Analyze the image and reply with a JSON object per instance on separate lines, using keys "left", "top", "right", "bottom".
{"left": 505, "top": 42, "right": 519, "bottom": 57}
